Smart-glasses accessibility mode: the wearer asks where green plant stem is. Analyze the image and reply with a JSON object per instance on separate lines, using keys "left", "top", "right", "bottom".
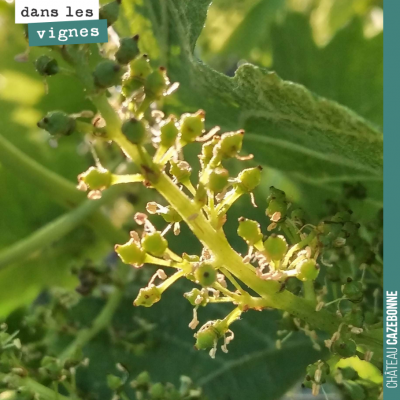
{"left": 0, "top": 374, "right": 72, "bottom": 400}
{"left": 303, "top": 281, "right": 317, "bottom": 305}
{"left": 0, "top": 186, "right": 124, "bottom": 270}
{"left": 59, "top": 287, "right": 123, "bottom": 362}
{"left": 0, "top": 134, "right": 126, "bottom": 244}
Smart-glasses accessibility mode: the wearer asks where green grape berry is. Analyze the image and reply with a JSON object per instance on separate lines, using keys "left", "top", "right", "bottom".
{"left": 150, "top": 382, "right": 165, "bottom": 399}
{"left": 267, "top": 186, "right": 286, "bottom": 202}
{"left": 237, "top": 218, "right": 263, "bottom": 245}
{"left": 99, "top": 0, "right": 121, "bottom": 27}
{"left": 342, "top": 278, "right": 363, "bottom": 303}
{"left": 130, "top": 54, "right": 152, "bottom": 79}
{"left": 122, "top": 118, "right": 147, "bottom": 144}
{"left": 78, "top": 167, "right": 112, "bottom": 191}
{"left": 184, "top": 288, "right": 208, "bottom": 307}
{"left": 215, "top": 130, "right": 244, "bottom": 159}
{"left": 195, "top": 323, "right": 220, "bottom": 350}
{"left": 107, "top": 374, "right": 123, "bottom": 391}
{"left": 263, "top": 234, "right": 288, "bottom": 261}
{"left": 266, "top": 199, "right": 287, "bottom": 221}
{"left": 93, "top": 60, "right": 124, "bottom": 89}
{"left": 115, "top": 35, "right": 140, "bottom": 65}
{"left": 141, "top": 232, "right": 168, "bottom": 257}
{"left": 195, "top": 264, "right": 217, "bottom": 287}
{"left": 37, "top": 111, "right": 76, "bottom": 136}
{"left": 170, "top": 161, "right": 192, "bottom": 183}
{"left": 291, "top": 208, "right": 305, "bottom": 225}
{"left": 296, "top": 259, "right": 319, "bottom": 282}
{"left": 160, "top": 116, "right": 179, "bottom": 148}
{"left": 332, "top": 337, "right": 357, "bottom": 358}
{"left": 344, "top": 308, "right": 364, "bottom": 328}
{"left": 207, "top": 167, "right": 229, "bottom": 193}
{"left": 305, "top": 361, "right": 330, "bottom": 384}
{"left": 134, "top": 286, "right": 162, "bottom": 307}
{"left": 35, "top": 55, "right": 58, "bottom": 76}
{"left": 132, "top": 371, "right": 150, "bottom": 391}
{"left": 236, "top": 166, "right": 262, "bottom": 193}
{"left": 144, "top": 67, "right": 169, "bottom": 100}
{"left": 115, "top": 239, "right": 146, "bottom": 266}
{"left": 179, "top": 110, "right": 205, "bottom": 143}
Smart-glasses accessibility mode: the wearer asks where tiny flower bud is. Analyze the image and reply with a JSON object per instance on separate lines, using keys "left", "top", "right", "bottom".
{"left": 179, "top": 110, "right": 205, "bottom": 143}
{"left": 37, "top": 111, "right": 76, "bottom": 136}
{"left": 342, "top": 279, "right": 363, "bottom": 303}
{"left": 35, "top": 55, "right": 58, "bottom": 76}
{"left": 78, "top": 167, "right": 112, "bottom": 191}
{"left": 266, "top": 199, "right": 287, "bottom": 221}
{"left": 194, "top": 263, "right": 217, "bottom": 287}
{"left": 332, "top": 338, "right": 357, "bottom": 358}
{"left": 107, "top": 374, "right": 123, "bottom": 391}
{"left": 296, "top": 259, "right": 319, "bottom": 282}
{"left": 134, "top": 285, "right": 162, "bottom": 307}
{"left": 207, "top": 167, "right": 229, "bottom": 193}
{"left": 237, "top": 218, "right": 263, "bottom": 245}
{"left": 195, "top": 323, "right": 219, "bottom": 350}
{"left": 129, "top": 54, "right": 152, "bottom": 79}
{"left": 263, "top": 234, "right": 288, "bottom": 261}
{"left": 115, "top": 35, "right": 140, "bottom": 65}
{"left": 184, "top": 288, "right": 208, "bottom": 307}
{"left": 115, "top": 239, "right": 146, "bottom": 266}
{"left": 201, "top": 136, "right": 220, "bottom": 165}
{"left": 93, "top": 60, "right": 124, "bottom": 89}
{"left": 141, "top": 232, "right": 168, "bottom": 257}
{"left": 122, "top": 118, "right": 147, "bottom": 144}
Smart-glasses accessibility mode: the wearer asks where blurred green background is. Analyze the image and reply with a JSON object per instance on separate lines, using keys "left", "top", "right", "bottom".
{"left": 0, "top": 0, "right": 382, "bottom": 399}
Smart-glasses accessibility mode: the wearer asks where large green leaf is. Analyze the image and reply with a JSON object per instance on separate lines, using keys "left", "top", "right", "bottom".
{"left": 117, "top": 0, "right": 382, "bottom": 200}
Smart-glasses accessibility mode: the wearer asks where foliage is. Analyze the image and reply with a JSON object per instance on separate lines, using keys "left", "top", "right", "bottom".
{"left": 0, "top": 0, "right": 383, "bottom": 399}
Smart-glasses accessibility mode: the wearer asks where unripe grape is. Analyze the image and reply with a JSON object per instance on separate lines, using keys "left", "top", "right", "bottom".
{"left": 332, "top": 337, "right": 357, "bottom": 358}
{"left": 107, "top": 374, "right": 123, "bottom": 391}
{"left": 134, "top": 286, "right": 162, "bottom": 307}
{"left": 115, "top": 239, "right": 146, "bottom": 266}
{"left": 306, "top": 361, "right": 330, "bottom": 384}
{"left": 35, "top": 55, "right": 58, "bottom": 76}
{"left": 207, "top": 167, "right": 229, "bottom": 193}
{"left": 263, "top": 234, "right": 288, "bottom": 261}
{"left": 122, "top": 118, "right": 147, "bottom": 144}
{"left": 195, "top": 264, "right": 217, "bottom": 287}
{"left": 266, "top": 199, "right": 287, "bottom": 220}
{"left": 195, "top": 324, "right": 219, "bottom": 350}
{"left": 184, "top": 288, "right": 207, "bottom": 307}
{"left": 144, "top": 67, "right": 169, "bottom": 100}
{"left": 160, "top": 116, "right": 178, "bottom": 147}
{"left": 93, "top": 60, "right": 124, "bottom": 89}
{"left": 132, "top": 371, "right": 150, "bottom": 391}
{"left": 344, "top": 308, "right": 364, "bottom": 328}
{"left": 115, "top": 35, "right": 140, "bottom": 65}
{"left": 342, "top": 278, "right": 363, "bottom": 303}
{"left": 130, "top": 55, "right": 152, "bottom": 79}
{"left": 78, "top": 167, "right": 112, "bottom": 191}
{"left": 150, "top": 382, "right": 165, "bottom": 399}
{"left": 236, "top": 166, "right": 262, "bottom": 192}
{"left": 99, "top": 0, "right": 121, "bottom": 27}
{"left": 215, "top": 130, "right": 244, "bottom": 159}
{"left": 141, "top": 232, "right": 168, "bottom": 257}
{"left": 179, "top": 110, "right": 205, "bottom": 143}
{"left": 169, "top": 161, "right": 192, "bottom": 183}
{"left": 291, "top": 208, "right": 305, "bottom": 225}
{"left": 267, "top": 186, "right": 286, "bottom": 202}
{"left": 296, "top": 259, "right": 319, "bottom": 282}
{"left": 37, "top": 111, "right": 76, "bottom": 136}
{"left": 237, "top": 218, "right": 263, "bottom": 245}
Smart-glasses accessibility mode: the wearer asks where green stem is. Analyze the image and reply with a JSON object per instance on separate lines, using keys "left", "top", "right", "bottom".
{"left": 0, "top": 186, "right": 124, "bottom": 270}
{"left": 303, "top": 280, "right": 317, "bottom": 305}
{"left": 59, "top": 287, "right": 123, "bottom": 362}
